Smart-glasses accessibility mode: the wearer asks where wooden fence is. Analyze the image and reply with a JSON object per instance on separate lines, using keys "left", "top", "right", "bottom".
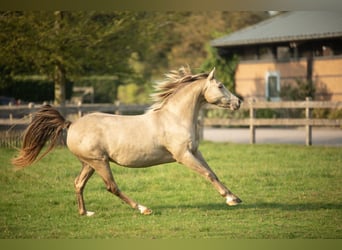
{"left": 1, "top": 98, "right": 342, "bottom": 147}
{"left": 0, "top": 130, "right": 22, "bottom": 148}
{"left": 203, "top": 97, "right": 342, "bottom": 145}
{"left": 0, "top": 103, "right": 149, "bottom": 147}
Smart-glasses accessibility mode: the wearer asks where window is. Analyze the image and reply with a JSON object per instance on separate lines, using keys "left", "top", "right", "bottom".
{"left": 277, "top": 46, "right": 291, "bottom": 60}
{"left": 265, "top": 71, "right": 280, "bottom": 101}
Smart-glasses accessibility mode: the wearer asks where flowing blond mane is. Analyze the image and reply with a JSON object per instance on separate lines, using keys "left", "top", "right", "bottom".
{"left": 148, "top": 66, "right": 209, "bottom": 111}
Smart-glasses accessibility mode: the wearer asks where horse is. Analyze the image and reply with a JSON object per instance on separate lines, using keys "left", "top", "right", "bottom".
{"left": 12, "top": 67, "right": 242, "bottom": 216}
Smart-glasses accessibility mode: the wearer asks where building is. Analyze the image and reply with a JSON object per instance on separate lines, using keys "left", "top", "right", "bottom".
{"left": 211, "top": 11, "right": 342, "bottom": 101}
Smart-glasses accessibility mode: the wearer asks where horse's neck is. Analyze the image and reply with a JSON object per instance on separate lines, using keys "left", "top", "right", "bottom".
{"left": 163, "top": 80, "right": 205, "bottom": 127}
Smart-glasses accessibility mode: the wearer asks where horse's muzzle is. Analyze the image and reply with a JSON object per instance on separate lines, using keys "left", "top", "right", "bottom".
{"left": 230, "top": 98, "right": 242, "bottom": 110}
{"left": 215, "top": 97, "right": 242, "bottom": 110}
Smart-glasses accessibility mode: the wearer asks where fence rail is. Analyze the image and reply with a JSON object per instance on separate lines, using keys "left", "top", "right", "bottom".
{"left": 0, "top": 103, "right": 149, "bottom": 125}
{"left": 1, "top": 98, "right": 342, "bottom": 147}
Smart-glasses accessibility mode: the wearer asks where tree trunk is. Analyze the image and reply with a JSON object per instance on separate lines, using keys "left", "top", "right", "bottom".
{"left": 54, "top": 62, "right": 66, "bottom": 106}
{"left": 53, "top": 11, "right": 66, "bottom": 116}
{"left": 54, "top": 61, "right": 66, "bottom": 117}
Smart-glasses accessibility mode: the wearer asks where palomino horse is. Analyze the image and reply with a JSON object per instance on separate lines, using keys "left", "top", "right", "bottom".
{"left": 12, "top": 67, "right": 242, "bottom": 216}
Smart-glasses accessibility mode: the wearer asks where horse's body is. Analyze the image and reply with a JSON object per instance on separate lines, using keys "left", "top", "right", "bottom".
{"left": 12, "top": 67, "right": 242, "bottom": 216}
{"left": 68, "top": 112, "right": 176, "bottom": 167}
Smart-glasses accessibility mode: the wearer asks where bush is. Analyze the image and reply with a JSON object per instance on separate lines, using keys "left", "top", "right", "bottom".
{"left": 0, "top": 78, "right": 73, "bottom": 103}
{"left": 117, "top": 83, "right": 150, "bottom": 104}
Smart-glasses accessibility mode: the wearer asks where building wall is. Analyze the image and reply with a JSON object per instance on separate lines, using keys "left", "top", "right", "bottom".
{"left": 313, "top": 57, "right": 342, "bottom": 101}
{"left": 235, "top": 56, "right": 342, "bottom": 101}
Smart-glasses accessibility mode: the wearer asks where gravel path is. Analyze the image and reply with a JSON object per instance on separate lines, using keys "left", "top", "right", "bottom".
{"left": 203, "top": 127, "right": 342, "bottom": 146}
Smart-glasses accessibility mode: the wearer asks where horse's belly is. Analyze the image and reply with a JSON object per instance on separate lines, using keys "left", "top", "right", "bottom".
{"left": 109, "top": 146, "right": 175, "bottom": 168}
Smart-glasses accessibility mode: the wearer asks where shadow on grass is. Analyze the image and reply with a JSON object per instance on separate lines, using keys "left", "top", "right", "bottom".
{"left": 153, "top": 201, "right": 342, "bottom": 212}
{"left": 236, "top": 202, "right": 342, "bottom": 211}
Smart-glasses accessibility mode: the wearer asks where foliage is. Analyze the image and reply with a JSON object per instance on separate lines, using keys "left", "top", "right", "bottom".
{"left": 166, "top": 11, "right": 267, "bottom": 71}
{"left": 0, "top": 11, "right": 154, "bottom": 103}
{"left": 200, "top": 45, "right": 238, "bottom": 91}
{"left": 1, "top": 143, "right": 341, "bottom": 238}
{"left": 280, "top": 78, "right": 342, "bottom": 119}
{"left": 278, "top": 78, "right": 315, "bottom": 118}
{"left": 76, "top": 78, "right": 121, "bottom": 103}
{"left": 280, "top": 78, "right": 315, "bottom": 101}
{"left": 0, "top": 11, "right": 268, "bottom": 103}
{"left": 0, "top": 77, "right": 73, "bottom": 103}
{"left": 117, "top": 83, "right": 151, "bottom": 104}
{"left": 0, "top": 11, "right": 147, "bottom": 77}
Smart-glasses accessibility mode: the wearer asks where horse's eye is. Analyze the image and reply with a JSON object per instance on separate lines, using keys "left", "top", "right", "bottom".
{"left": 218, "top": 83, "right": 223, "bottom": 89}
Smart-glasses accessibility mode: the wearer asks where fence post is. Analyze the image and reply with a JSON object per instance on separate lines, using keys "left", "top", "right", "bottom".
{"left": 115, "top": 100, "right": 121, "bottom": 115}
{"left": 28, "top": 102, "right": 34, "bottom": 123}
{"left": 305, "top": 97, "right": 312, "bottom": 146}
{"left": 249, "top": 99, "right": 256, "bottom": 144}
{"left": 8, "top": 102, "right": 13, "bottom": 123}
{"left": 77, "top": 101, "right": 83, "bottom": 118}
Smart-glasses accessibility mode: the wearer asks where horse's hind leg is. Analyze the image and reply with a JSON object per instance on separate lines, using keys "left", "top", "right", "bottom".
{"left": 86, "top": 159, "right": 152, "bottom": 215}
{"left": 74, "top": 162, "right": 95, "bottom": 216}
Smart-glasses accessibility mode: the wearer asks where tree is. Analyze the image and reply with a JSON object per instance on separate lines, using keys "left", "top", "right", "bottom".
{"left": 1, "top": 11, "right": 268, "bottom": 104}
{"left": 165, "top": 11, "right": 268, "bottom": 71}
{"left": 200, "top": 45, "right": 238, "bottom": 91}
{"left": 0, "top": 11, "right": 150, "bottom": 104}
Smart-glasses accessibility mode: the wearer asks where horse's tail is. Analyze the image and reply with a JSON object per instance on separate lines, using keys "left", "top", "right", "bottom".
{"left": 12, "top": 105, "right": 71, "bottom": 169}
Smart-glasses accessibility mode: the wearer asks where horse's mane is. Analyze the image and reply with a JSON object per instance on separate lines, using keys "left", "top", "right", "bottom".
{"left": 148, "top": 66, "right": 209, "bottom": 111}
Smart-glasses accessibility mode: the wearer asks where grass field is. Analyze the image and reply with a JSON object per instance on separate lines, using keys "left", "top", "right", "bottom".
{"left": 0, "top": 142, "right": 341, "bottom": 239}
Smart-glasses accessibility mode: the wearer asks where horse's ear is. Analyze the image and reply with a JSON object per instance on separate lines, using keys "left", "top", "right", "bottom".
{"left": 208, "top": 67, "right": 216, "bottom": 80}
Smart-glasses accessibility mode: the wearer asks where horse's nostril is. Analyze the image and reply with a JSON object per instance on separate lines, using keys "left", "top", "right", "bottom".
{"left": 233, "top": 99, "right": 241, "bottom": 110}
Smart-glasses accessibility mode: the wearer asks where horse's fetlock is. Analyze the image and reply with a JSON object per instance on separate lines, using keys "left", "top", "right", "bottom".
{"left": 219, "top": 190, "right": 228, "bottom": 197}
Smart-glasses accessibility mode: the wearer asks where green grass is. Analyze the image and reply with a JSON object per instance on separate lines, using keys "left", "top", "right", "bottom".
{"left": 0, "top": 142, "right": 341, "bottom": 239}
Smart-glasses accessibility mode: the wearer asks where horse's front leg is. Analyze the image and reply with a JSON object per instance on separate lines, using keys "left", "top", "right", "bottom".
{"left": 178, "top": 150, "right": 242, "bottom": 206}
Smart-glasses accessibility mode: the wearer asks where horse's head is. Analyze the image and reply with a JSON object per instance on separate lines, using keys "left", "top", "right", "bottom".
{"left": 203, "top": 68, "right": 241, "bottom": 110}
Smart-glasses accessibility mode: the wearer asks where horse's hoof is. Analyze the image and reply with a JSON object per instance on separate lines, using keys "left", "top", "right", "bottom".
{"left": 86, "top": 211, "right": 95, "bottom": 216}
{"left": 142, "top": 208, "right": 153, "bottom": 215}
{"left": 226, "top": 196, "right": 242, "bottom": 206}
{"left": 138, "top": 204, "right": 153, "bottom": 215}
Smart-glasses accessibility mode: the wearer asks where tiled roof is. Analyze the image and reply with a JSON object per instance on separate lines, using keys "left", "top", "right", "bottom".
{"left": 211, "top": 11, "right": 342, "bottom": 47}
